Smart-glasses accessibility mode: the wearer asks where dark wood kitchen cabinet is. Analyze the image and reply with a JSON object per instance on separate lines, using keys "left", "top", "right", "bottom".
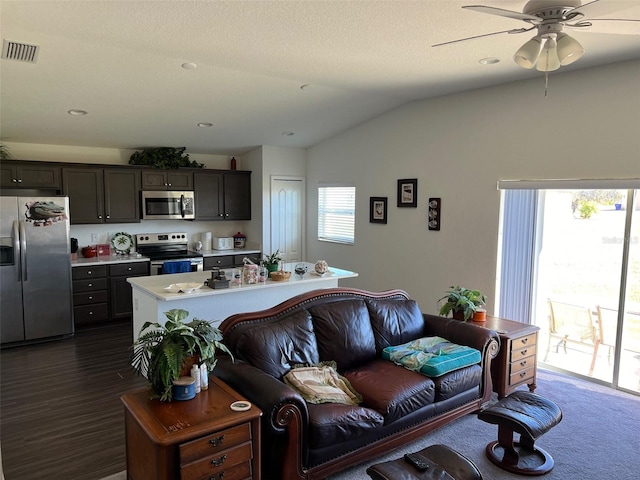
{"left": 109, "top": 262, "right": 150, "bottom": 320}
{"left": 72, "top": 265, "right": 109, "bottom": 326}
{"left": 194, "top": 170, "right": 251, "bottom": 221}
{"left": 62, "top": 167, "right": 141, "bottom": 224}
{"left": 0, "top": 161, "right": 61, "bottom": 189}
{"left": 141, "top": 169, "right": 193, "bottom": 191}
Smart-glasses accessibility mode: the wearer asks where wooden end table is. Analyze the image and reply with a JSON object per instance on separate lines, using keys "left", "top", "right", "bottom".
{"left": 122, "top": 375, "right": 262, "bottom": 480}
{"left": 483, "top": 316, "right": 539, "bottom": 399}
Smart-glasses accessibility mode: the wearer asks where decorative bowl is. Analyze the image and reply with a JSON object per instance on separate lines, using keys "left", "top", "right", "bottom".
{"left": 270, "top": 271, "right": 292, "bottom": 282}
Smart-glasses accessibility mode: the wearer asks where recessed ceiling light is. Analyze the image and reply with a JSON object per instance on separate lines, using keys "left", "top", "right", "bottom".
{"left": 181, "top": 62, "right": 198, "bottom": 69}
{"left": 281, "top": 131, "right": 295, "bottom": 136}
{"left": 197, "top": 122, "right": 213, "bottom": 128}
{"left": 479, "top": 57, "right": 500, "bottom": 65}
{"left": 67, "top": 109, "right": 87, "bottom": 116}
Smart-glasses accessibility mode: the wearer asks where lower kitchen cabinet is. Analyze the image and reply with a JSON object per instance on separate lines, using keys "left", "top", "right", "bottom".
{"left": 109, "top": 262, "right": 150, "bottom": 320}
{"left": 204, "top": 254, "right": 259, "bottom": 270}
{"left": 72, "top": 261, "right": 149, "bottom": 327}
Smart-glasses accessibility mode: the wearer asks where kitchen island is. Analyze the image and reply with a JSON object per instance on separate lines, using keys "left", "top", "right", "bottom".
{"left": 128, "top": 262, "right": 358, "bottom": 340}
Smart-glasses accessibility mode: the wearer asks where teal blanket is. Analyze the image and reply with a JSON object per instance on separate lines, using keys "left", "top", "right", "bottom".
{"left": 382, "top": 336, "right": 481, "bottom": 377}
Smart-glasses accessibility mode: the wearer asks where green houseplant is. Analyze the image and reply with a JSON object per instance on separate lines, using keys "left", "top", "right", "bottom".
{"left": 438, "top": 286, "right": 487, "bottom": 321}
{"left": 263, "top": 249, "right": 282, "bottom": 276}
{"left": 131, "top": 309, "right": 232, "bottom": 401}
{"left": 128, "top": 147, "right": 204, "bottom": 169}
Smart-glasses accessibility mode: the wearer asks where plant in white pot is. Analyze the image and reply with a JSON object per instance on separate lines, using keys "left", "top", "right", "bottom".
{"left": 438, "top": 286, "right": 487, "bottom": 322}
{"left": 131, "top": 309, "right": 232, "bottom": 401}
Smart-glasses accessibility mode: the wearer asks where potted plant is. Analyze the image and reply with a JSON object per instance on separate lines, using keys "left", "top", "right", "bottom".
{"left": 131, "top": 309, "right": 232, "bottom": 401}
{"left": 128, "top": 146, "right": 204, "bottom": 169}
{"left": 263, "top": 249, "right": 282, "bottom": 276}
{"left": 438, "top": 286, "right": 487, "bottom": 322}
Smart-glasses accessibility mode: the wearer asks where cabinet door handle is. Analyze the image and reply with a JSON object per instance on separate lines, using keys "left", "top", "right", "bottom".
{"left": 88, "top": 283, "right": 93, "bottom": 287}
{"left": 209, "top": 434, "right": 225, "bottom": 447}
{"left": 210, "top": 454, "right": 227, "bottom": 467}
{"left": 88, "top": 296, "right": 93, "bottom": 300}
{"left": 127, "top": 267, "right": 132, "bottom": 271}
{"left": 17, "top": 179, "right": 23, "bottom": 183}
{"left": 12, "top": 178, "right": 18, "bottom": 183}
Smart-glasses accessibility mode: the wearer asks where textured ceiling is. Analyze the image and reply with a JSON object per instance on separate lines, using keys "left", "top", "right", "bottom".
{"left": 1, "top": 0, "right": 639, "bottom": 155}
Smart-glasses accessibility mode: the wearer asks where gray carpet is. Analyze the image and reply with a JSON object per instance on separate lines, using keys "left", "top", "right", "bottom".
{"left": 105, "top": 369, "right": 640, "bottom": 479}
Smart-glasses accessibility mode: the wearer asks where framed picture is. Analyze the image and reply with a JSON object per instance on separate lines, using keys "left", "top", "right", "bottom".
{"left": 370, "top": 197, "right": 387, "bottom": 224}
{"left": 397, "top": 178, "right": 417, "bottom": 208}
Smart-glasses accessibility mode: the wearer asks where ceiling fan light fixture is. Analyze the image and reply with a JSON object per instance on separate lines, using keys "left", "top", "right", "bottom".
{"left": 513, "top": 36, "right": 542, "bottom": 69}
{"left": 536, "top": 37, "right": 561, "bottom": 72}
{"left": 556, "top": 32, "right": 584, "bottom": 66}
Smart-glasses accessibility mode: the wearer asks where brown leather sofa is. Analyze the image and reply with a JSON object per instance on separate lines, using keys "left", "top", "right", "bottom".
{"left": 216, "top": 288, "right": 500, "bottom": 480}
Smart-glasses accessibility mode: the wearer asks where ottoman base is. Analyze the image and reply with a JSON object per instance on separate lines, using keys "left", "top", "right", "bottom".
{"left": 366, "top": 444, "right": 482, "bottom": 480}
{"left": 486, "top": 440, "right": 554, "bottom": 476}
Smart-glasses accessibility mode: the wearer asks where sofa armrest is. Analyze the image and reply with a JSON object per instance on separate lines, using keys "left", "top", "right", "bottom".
{"left": 422, "top": 313, "right": 500, "bottom": 354}
{"left": 215, "top": 356, "right": 309, "bottom": 435}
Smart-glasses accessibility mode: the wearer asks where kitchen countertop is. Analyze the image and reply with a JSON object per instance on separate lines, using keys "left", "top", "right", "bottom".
{"left": 128, "top": 262, "right": 357, "bottom": 302}
{"left": 72, "top": 254, "right": 149, "bottom": 267}
{"left": 200, "top": 248, "right": 261, "bottom": 257}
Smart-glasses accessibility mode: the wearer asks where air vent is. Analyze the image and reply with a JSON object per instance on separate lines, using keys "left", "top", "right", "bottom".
{"left": 2, "top": 39, "right": 40, "bottom": 63}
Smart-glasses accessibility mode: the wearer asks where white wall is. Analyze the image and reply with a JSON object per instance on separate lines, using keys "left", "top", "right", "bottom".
{"left": 306, "top": 60, "right": 640, "bottom": 316}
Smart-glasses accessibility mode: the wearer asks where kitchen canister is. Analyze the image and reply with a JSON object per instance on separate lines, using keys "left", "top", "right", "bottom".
{"left": 233, "top": 232, "right": 246, "bottom": 249}
{"left": 172, "top": 376, "right": 196, "bottom": 401}
{"left": 203, "top": 232, "right": 212, "bottom": 251}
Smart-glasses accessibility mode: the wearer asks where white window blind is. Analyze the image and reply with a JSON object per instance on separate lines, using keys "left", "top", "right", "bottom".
{"left": 318, "top": 185, "right": 355, "bottom": 244}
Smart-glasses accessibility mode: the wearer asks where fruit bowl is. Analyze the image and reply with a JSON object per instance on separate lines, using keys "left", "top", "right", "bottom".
{"left": 269, "top": 271, "right": 291, "bottom": 282}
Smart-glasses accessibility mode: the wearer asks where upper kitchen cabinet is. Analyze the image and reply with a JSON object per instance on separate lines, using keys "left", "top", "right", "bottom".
{"left": 194, "top": 170, "right": 251, "bottom": 221}
{"left": 0, "top": 161, "right": 61, "bottom": 189}
{"left": 63, "top": 167, "right": 141, "bottom": 224}
{"left": 141, "top": 169, "right": 193, "bottom": 191}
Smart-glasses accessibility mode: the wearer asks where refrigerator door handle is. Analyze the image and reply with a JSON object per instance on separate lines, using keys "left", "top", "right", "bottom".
{"left": 13, "top": 220, "right": 21, "bottom": 282}
{"left": 19, "top": 220, "right": 27, "bottom": 282}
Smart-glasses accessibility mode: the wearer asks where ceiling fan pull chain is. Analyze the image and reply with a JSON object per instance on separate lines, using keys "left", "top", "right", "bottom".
{"left": 544, "top": 70, "right": 549, "bottom": 98}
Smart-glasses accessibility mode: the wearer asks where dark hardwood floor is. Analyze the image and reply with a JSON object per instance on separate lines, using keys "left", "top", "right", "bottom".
{"left": 1, "top": 320, "right": 146, "bottom": 480}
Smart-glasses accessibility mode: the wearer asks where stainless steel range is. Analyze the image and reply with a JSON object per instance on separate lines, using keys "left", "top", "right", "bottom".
{"left": 136, "top": 232, "right": 203, "bottom": 275}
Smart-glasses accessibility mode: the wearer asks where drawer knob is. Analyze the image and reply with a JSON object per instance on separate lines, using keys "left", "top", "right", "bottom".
{"left": 520, "top": 360, "right": 527, "bottom": 367}
{"left": 519, "top": 371, "right": 527, "bottom": 378}
{"left": 211, "top": 454, "right": 227, "bottom": 467}
{"left": 209, "top": 435, "right": 225, "bottom": 447}
{"left": 88, "top": 296, "right": 93, "bottom": 300}
{"left": 88, "top": 283, "right": 93, "bottom": 287}
{"left": 520, "top": 349, "right": 528, "bottom": 356}
{"left": 521, "top": 338, "right": 529, "bottom": 344}
{"left": 209, "top": 473, "right": 225, "bottom": 480}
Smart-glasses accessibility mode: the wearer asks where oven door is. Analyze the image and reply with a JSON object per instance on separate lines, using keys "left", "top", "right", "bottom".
{"left": 150, "top": 258, "right": 204, "bottom": 275}
{"left": 141, "top": 191, "right": 195, "bottom": 220}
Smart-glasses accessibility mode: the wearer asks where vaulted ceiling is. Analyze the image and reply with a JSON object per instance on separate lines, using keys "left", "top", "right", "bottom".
{"left": 2, "top": 1, "right": 639, "bottom": 155}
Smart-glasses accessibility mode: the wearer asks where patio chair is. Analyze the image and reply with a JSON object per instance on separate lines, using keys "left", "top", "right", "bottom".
{"left": 593, "top": 306, "right": 619, "bottom": 374}
{"left": 544, "top": 300, "right": 598, "bottom": 374}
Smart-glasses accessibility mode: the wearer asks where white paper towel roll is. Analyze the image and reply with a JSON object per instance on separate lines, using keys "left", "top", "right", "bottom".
{"left": 203, "top": 232, "right": 212, "bottom": 250}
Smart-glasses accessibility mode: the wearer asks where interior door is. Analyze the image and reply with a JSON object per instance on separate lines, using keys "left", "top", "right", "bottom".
{"left": 271, "top": 177, "right": 304, "bottom": 263}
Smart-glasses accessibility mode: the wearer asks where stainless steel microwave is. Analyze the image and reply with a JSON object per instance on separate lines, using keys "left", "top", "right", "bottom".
{"left": 141, "top": 191, "right": 195, "bottom": 220}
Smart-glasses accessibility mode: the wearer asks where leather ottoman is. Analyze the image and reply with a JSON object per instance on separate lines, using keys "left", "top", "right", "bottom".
{"left": 366, "top": 444, "right": 483, "bottom": 480}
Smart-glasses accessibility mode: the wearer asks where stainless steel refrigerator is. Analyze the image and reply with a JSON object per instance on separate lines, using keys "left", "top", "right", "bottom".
{"left": 1, "top": 196, "right": 74, "bottom": 344}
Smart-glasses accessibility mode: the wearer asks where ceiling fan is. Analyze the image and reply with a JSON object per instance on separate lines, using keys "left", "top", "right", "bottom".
{"left": 433, "top": 0, "right": 640, "bottom": 72}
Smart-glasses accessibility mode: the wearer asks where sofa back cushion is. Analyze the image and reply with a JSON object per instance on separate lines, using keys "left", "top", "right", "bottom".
{"left": 366, "top": 299, "right": 425, "bottom": 353}
{"left": 235, "top": 310, "right": 320, "bottom": 378}
{"left": 309, "top": 300, "right": 376, "bottom": 371}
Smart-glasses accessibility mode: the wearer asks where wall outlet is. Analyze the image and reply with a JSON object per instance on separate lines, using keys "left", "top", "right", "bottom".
{"left": 91, "top": 233, "right": 98, "bottom": 243}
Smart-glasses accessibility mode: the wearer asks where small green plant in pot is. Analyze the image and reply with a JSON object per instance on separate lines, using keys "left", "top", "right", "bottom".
{"left": 263, "top": 249, "right": 282, "bottom": 276}
{"left": 131, "top": 309, "right": 232, "bottom": 401}
{"left": 438, "top": 286, "right": 487, "bottom": 321}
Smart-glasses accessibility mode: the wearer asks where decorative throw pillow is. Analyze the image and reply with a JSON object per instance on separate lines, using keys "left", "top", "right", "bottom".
{"left": 284, "top": 361, "right": 363, "bottom": 405}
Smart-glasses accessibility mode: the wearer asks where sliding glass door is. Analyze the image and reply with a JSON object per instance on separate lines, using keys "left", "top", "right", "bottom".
{"left": 498, "top": 185, "right": 639, "bottom": 395}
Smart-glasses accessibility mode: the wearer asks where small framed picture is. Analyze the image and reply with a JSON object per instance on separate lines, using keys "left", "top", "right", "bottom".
{"left": 370, "top": 197, "right": 387, "bottom": 224}
{"left": 397, "top": 178, "right": 417, "bottom": 208}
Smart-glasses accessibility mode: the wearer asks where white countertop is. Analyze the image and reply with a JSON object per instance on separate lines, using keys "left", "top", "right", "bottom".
{"left": 127, "top": 262, "right": 358, "bottom": 302}
{"left": 72, "top": 254, "right": 149, "bottom": 266}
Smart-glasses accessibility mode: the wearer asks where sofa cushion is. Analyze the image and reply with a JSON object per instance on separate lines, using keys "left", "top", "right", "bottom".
{"left": 433, "top": 364, "right": 482, "bottom": 401}
{"left": 283, "top": 362, "right": 363, "bottom": 405}
{"left": 309, "top": 300, "right": 377, "bottom": 371}
{"left": 366, "top": 298, "right": 425, "bottom": 353}
{"left": 306, "top": 403, "right": 385, "bottom": 449}
{"left": 234, "top": 309, "right": 319, "bottom": 378}
{"left": 382, "top": 337, "right": 482, "bottom": 377}
{"left": 345, "top": 360, "right": 436, "bottom": 424}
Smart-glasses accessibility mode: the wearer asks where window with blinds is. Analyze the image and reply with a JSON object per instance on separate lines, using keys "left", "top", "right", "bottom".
{"left": 317, "top": 185, "right": 355, "bottom": 244}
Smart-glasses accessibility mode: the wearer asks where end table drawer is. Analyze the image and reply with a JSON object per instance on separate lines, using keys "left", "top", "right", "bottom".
{"left": 509, "top": 366, "right": 535, "bottom": 386}
{"left": 180, "top": 441, "right": 252, "bottom": 480}
{"left": 511, "top": 333, "right": 537, "bottom": 350}
{"left": 510, "top": 355, "right": 535, "bottom": 375}
{"left": 180, "top": 423, "right": 251, "bottom": 464}
{"left": 510, "top": 344, "right": 535, "bottom": 363}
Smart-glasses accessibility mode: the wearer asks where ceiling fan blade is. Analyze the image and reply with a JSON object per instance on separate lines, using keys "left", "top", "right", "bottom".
{"left": 569, "top": 0, "right": 639, "bottom": 21}
{"left": 432, "top": 28, "right": 531, "bottom": 47}
{"left": 462, "top": 5, "right": 541, "bottom": 23}
{"left": 573, "top": 18, "right": 640, "bottom": 35}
